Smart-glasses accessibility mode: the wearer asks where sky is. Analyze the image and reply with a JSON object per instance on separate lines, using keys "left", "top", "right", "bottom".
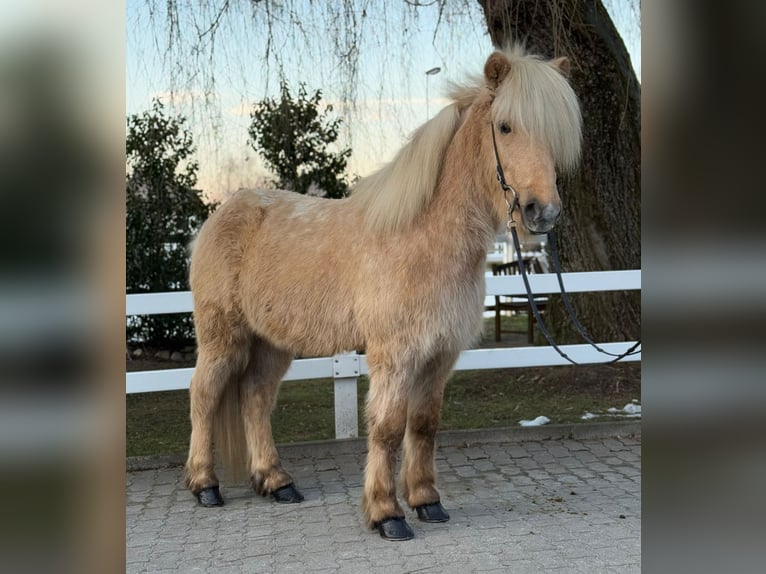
{"left": 126, "top": 0, "right": 640, "bottom": 202}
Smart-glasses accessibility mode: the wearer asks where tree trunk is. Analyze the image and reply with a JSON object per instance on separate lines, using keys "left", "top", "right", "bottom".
{"left": 478, "top": 0, "right": 641, "bottom": 343}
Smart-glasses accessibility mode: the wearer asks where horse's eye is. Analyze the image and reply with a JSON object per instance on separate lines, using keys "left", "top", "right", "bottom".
{"left": 499, "top": 122, "right": 512, "bottom": 134}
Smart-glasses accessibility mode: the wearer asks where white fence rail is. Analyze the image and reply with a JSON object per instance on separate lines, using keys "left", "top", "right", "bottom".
{"left": 126, "top": 270, "right": 640, "bottom": 438}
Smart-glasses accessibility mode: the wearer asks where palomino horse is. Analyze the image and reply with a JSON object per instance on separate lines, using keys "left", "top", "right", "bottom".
{"left": 185, "top": 45, "right": 582, "bottom": 541}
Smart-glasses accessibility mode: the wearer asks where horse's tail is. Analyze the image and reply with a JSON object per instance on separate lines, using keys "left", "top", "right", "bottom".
{"left": 213, "top": 380, "right": 250, "bottom": 486}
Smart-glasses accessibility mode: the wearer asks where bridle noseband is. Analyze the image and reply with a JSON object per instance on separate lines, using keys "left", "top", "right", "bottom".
{"left": 489, "top": 120, "right": 641, "bottom": 365}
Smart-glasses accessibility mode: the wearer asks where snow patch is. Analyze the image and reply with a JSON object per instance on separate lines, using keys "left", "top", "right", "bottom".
{"left": 581, "top": 400, "right": 641, "bottom": 421}
{"left": 519, "top": 415, "right": 550, "bottom": 427}
{"left": 622, "top": 402, "right": 641, "bottom": 415}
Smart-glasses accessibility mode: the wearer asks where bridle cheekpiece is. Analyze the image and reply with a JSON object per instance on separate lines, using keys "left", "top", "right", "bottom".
{"left": 490, "top": 121, "right": 519, "bottom": 231}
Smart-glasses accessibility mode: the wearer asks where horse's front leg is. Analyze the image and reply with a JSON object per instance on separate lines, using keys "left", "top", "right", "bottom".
{"left": 362, "top": 363, "right": 412, "bottom": 540}
{"left": 400, "top": 351, "right": 457, "bottom": 523}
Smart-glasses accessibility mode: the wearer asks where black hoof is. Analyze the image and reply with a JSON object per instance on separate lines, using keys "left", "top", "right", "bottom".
{"left": 196, "top": 486, "right": 224, "bottom": 507}
{"left": 415, "top": 501, "right": 450, "bottom": 523}
{"left": 374, "top": 516, "right": 414, "bottom": 541}
{"left": 272, "top": 483, "right": 304, "bottom": 503}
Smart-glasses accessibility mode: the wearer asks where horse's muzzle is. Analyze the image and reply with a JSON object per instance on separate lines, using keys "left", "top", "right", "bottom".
{"left": 522, "top": 201, "right": 561, "bottom": 234}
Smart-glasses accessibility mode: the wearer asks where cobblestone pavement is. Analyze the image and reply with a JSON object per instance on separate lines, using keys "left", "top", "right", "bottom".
{"left": 126, "top": 427, "right": 640, "bottom": 573}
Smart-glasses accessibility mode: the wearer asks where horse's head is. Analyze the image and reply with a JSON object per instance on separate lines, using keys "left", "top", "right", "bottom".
{"left": 481, "top": 47, "right": 582, "bottom": 234}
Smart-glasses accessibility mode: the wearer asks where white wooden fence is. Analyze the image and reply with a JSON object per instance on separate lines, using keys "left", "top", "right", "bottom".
{"left": 126, "top": 270, "right": 640, "bottom": 439}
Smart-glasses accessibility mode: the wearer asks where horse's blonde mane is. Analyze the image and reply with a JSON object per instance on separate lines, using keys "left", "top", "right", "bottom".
{"left": 488, "top": 44, "right": 582, "bottom": 173}
{"left": 349, "top": 103, "right": 462, "bottom": 233}
{"left": 350, "top": 44, "right": 581, "bottom": 233}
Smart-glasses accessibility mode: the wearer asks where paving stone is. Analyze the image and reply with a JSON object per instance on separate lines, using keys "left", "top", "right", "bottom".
{"left": 127, "top": 432, "right": 640, "bottom": 572}
{"left": 507, "top": 446, "right": 530, "bottom": 458}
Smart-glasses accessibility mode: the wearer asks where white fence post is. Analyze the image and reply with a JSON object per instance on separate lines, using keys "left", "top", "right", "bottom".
{"left": 332, "top": 353, "right": 360, "bottom": 439}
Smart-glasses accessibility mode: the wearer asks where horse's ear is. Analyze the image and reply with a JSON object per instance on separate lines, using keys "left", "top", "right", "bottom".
{"left": 484, "top": 51, "right": 511, "bottom": 90}
{"left": 551, "top": 57, "right": 571, "bottom": 78}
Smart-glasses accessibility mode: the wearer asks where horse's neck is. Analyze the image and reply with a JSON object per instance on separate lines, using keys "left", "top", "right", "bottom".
{"left": 423, "top": 118, "right": 499, "bottom": 263}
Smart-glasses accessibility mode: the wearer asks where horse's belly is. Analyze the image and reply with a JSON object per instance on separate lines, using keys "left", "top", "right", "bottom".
{"left": 240, "top": 271, "right": 363, "bottom": 357}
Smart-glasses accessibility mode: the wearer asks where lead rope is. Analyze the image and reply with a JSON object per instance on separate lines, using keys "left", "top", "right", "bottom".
{"left": 507, "top": 225, "right": 580, "bottom": 365}
{"left": 509, "top": 225, "right": 640, "bottom": 365}
{"left": 546, "top": 230, "right": 642, "bottom": 360}
{"left": 491, "top": 122, "right": 639, "bottom": 365}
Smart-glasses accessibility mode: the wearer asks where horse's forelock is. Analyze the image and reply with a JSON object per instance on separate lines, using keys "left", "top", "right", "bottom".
{"left": 489, "top": 45, "right": 583, "bottom": 174}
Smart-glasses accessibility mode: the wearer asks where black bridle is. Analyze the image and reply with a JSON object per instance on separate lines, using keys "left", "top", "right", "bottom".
{"left": 490, "top": 122, "right": 641, "bottom": 365}
{"left": 490, "top": 122, "right": 520, "bottom": 230}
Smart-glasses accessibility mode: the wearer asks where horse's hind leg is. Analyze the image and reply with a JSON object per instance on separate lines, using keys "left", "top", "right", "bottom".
{"left": 241, "top": 337, "right": 303, "bottom": 502}
{"left": 400, "top": 351, "right": 457, "bottom": 523}
{"left": 184, "top": 318, "right": 250, "bottom": 505}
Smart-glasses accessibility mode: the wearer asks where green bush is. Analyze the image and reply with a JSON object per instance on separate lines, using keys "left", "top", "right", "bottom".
{"left": 248, "top": 81, "right": 351, "bottom": 199}
{"left": 126, "top": 99, "right": 214, "bottom": 348}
